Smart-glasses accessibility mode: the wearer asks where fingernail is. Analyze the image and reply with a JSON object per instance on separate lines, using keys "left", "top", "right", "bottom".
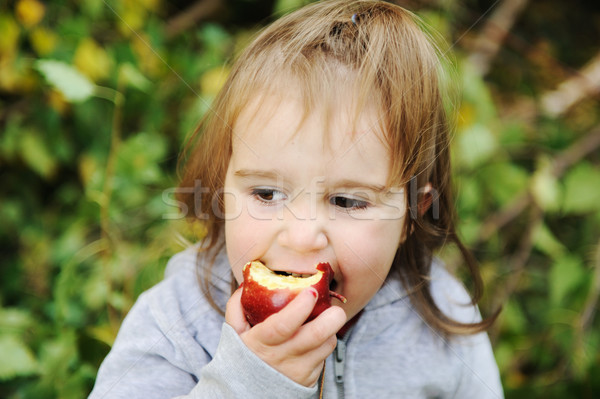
{"left": 308, "top": 287, "right": 318, "bottom": 300}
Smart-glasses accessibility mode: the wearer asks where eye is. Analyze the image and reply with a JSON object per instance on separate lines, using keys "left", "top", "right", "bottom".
{"left": 330, "top": 196, "right": 369, "bottom": 210}
{"left": 251, "top": 188, "right": 286, "bottom": 203}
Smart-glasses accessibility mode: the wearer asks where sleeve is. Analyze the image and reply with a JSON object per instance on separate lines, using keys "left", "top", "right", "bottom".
{"left": 89, "top": 296, "right": 319, "bottom": 398}
{"left": 191, "top": 324, "right": 318, "bottom": 398}
{"left": 451, "top": 332, "right": 504, "bottom": 399}
{"left": 88, "top": 292, "right": 203, "bottom": 399}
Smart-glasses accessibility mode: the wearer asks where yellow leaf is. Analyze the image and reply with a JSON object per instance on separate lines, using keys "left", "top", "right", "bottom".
{"left": 48, "top": 89, "right": 69, "bottom": 114}
{"left": 86, "top": 325, "right": 117, "bottom": 347}
{"left": 74, "top": 38, "right": 113, "bottom": 82}
{"left": 29, "top": 26, "right": 57, "bottom": 55}
{"left": 0, "top": 57, "right": 36, "bottom": 93}
{"left": 200, "top": 66, "right": 230, "bottom": 97}
{"left": 78, "top": 153, "right": 100, "bottom": 188}
{"left": 456, "top": 103, "right": 475, "bottom": 130}
{"left": 15, "top": 0, "right": 45, "bottom": 28}
{"left": 139, "top": 0, "right": 161, "bottom": 12}
{"left": 131, "top": 34, "right": 163, "bottom": 77}
{"left": 0, "top": 15, "right": 20, "bottom": 60}
{"left": 118, "top": 7, "right": 145, "bottom": 37}
{"left": 0, "top": 61, "right": 21, "bottom": 91}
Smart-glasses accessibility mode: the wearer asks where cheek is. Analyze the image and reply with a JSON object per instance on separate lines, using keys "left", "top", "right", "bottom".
{"left": 338, "top": 218, "right": 404, "bottom": 262}
{"left": 225, "top": 213, "right": 256, "bottom": 284}
{"left": 334, "top": 219, "right": 404, "bottom": 296}
{"left": 225, "top": 201, "right": 277, "bottom": 284}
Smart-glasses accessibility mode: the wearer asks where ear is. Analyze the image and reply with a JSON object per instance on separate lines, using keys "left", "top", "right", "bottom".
{"left": 418, "top": 183, "right": 434, "bottom": 217}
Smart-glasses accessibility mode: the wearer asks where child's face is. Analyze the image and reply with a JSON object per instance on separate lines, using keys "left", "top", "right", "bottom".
{"left": 223, "top": 93, "right": 407, "bottom": 321}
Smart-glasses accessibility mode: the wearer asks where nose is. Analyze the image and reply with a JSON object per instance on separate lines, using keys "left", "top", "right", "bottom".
{"left": 277, "top": 200, "right": 328, "bottom": 253}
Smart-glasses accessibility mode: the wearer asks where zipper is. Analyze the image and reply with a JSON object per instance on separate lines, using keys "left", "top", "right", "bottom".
{"left": 333, "top": 338, "right": 347, "bottom": 399}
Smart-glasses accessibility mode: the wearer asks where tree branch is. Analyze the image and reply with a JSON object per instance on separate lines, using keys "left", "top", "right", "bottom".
{"left": 579, "top": 239, "right": 600, "bottom": 331}
{"left": 467, "top": 0, "right": 529, "bottom": 77}
{"left": 541, "top": 51, "right": 600, "bottom": 117}
{"left": 475, "top": 124, "right": 600, "bottom": 245}
{"left": 165, "top": 0, "right": 223, "bottom": 39}
{"left": 489, "top": 204, "right": 543, "bottom": 343}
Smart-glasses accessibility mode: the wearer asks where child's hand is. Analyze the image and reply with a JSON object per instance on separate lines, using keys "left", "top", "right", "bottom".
{"left": 225, "top": 285, "right": 347, "bottom": 387}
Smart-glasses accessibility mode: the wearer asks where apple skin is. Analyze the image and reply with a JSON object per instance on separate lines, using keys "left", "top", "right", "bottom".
{"left": 241, "top": 261, "right": 346, "bottom": 326}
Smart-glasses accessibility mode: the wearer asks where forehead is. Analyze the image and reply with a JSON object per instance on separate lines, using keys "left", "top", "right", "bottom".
{"left": 229, "top": 91, "right": 391, "bottom": 181}
{"left": 232, "top": 84, "right": 388, "bottom": 150}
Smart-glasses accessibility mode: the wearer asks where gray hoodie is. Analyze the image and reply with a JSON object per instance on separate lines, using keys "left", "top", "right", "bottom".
{"left": 89, "top": 246, "right": 504, "bottom": 398}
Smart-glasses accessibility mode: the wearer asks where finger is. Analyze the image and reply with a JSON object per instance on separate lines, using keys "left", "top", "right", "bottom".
{"left": 282, "top": 334, "right": 337, "bottom": 387}
{"left": 255, "top": 287, "right": 318, "bottom": 345}
{"left": 289, "top": 305, "right": 347, "bottom": 355}
{"left": 225, "top": 284, "right": 250, "bottom": 335}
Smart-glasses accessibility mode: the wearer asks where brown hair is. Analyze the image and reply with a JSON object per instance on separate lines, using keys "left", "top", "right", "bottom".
{"left": 177, "top": 0, "right": 498, "bottom": 336}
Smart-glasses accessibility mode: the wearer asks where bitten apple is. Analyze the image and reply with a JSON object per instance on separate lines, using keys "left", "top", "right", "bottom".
{"left": 240, "top": 261, "right": 347, "bottom": 326}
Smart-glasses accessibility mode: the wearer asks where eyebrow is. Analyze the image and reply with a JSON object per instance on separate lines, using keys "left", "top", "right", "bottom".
{"left": 333, "top": 179, "right": 388, "bottom": 193}
{"left": 234, "top": 169, "right": 282, "bottom": 180}
{"left": 233, "top": 169, "right": 389, "bottom": 193}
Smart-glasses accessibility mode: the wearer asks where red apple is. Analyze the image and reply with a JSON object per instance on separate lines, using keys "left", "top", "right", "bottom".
{"left": 240, "top": 261, "right": 347, "bottom": 326}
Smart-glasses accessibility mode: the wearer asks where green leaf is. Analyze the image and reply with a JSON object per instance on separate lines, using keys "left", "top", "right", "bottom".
{"left": 120, "top": 62, "right": 152, "bottom": 92}
{"left": 116, "top": 132, "right": 168, "bottom": 185}
{"left": 274, "top": 0, "right": 310, "bottom": 14}
{"left": 0, "top": 307, "right": 34, "bottom": 332}
{"left": 562, "top": 161, "right": 600, "bottom": 214}
{"left": 531, "top": 158, "right": 561, "bottom": 212}
{"left": 82, "top": 270, "right": 109, "bottom": 311}
{"left": 455, "top": 123, "right": 497, "bottom": 168}
{"left": 549, "top": 254, "right": 585, "bottom": 305}
{"left": 499, "top": 121, "right": 527, "bottom": 147}
{"left": 20, "top": 129, "right": 58, "bottom": 179}
{"left": 533, "top": 223, "right": 565, "bottom": 258}
{"left": 460, "top": 61, "right": 497, "bottom": 123}
{"left": 456, "top": 177, "right": 481, "bottom": 214}
{"left": 201, "top": 23, "right": 230, "bottom": 50}
{"left": 457, "top": 216, "right": 480, "bottom": 244}
{"left": 38, "top": 331, "right": 78, "bottom": 387}
{"left": 0, "top": 335, "right": 38, "bottom": 380}
{"left": 0, "top": 115, "right": 22, "bottom": 161}
{"left": 481, "top": 162, "right": 529, "bottom": 206}
{"left": 501, "top": 300, "right": 527, "bottom": 334}
{"left": 35, "top": 60, "right": 95, "bottom": 102}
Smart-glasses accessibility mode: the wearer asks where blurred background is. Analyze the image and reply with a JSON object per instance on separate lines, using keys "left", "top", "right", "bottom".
{"left": 1, "top": 0, "right": 599, "bottom": 397}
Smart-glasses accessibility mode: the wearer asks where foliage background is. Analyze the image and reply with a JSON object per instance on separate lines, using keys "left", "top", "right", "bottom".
{"left": 1, "top": 0, "right": 599, "bottom": 397}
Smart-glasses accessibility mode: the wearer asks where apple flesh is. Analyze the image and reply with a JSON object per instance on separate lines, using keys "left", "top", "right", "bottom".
{"left": 240, "top": 261, "right": 347, "bottom": 326}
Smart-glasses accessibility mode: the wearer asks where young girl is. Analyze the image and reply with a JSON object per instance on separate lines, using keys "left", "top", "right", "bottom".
{"left": 90, "top": 1, "right": 503, "bottom": 397}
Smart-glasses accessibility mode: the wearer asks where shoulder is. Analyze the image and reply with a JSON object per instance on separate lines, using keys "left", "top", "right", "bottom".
{"left": 429, "top": 258, "right": 482, "bottom": 324}
{"left": 148, "top": 245, "right": 231, "bottom": 335}
{"left": 428, "top": 259, "right": 504, "bottom": 397}
{"left": 90, "top": 246, "right": 231, "bottom": 397}
{"left": 121, "top": 245, "right": 231, "bottom": 360}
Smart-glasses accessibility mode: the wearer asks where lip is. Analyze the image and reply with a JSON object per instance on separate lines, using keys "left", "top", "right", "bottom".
{"left": 258, "top": 260, "right": 341, "bottom": 290}
{"left": 259, "top": 260, "right": 322, "bottom": 276}
{"left": 267, "top": 267, "right": 320, "bottom": 277}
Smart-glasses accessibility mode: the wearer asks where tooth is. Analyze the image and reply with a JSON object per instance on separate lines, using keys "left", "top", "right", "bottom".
{"left": 291, "top": 273, "right": 301, "bottom": 277}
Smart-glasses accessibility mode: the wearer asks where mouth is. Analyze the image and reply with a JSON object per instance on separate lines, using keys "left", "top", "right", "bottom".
{"left": 272, "top": 270, "right": 315, "bottom": 278}
{"left": 263, "top": 263, "right": 339, "bottom": 292}
{"left": 329, "top": 278, "right": 338, "bottom": 292}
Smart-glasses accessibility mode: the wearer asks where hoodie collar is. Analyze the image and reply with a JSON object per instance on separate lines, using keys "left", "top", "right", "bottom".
{"left": 364, "top": 270, "right": 409, "bottom": 311}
